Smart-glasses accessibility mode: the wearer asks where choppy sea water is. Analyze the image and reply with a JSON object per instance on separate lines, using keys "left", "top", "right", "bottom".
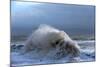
{"left": 11, "top": 40, "right": 95, "bottom": 66}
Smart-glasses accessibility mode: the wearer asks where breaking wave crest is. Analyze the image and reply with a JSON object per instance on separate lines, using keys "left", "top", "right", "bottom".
{"left": 11, "top": 24, "right": 95, "bottom": 66}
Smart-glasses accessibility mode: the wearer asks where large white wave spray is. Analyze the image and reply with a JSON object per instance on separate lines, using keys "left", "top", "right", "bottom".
{"left": 11, "top": 25, "right": 95, "bottom": 66}
{"left": 21, "top": 24, "right": 80, "bottom": 59}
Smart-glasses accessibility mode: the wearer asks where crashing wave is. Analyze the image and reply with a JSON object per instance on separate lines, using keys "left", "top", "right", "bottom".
{"left": 11, "top": 25, "right": 95, "bottom": 66}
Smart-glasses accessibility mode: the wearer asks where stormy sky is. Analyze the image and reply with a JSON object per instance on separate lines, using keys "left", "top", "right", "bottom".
{"left": 11, "top": 1, "right": 95, "bottom": 36}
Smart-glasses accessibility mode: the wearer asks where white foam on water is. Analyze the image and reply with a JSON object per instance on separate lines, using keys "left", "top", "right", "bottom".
{"left": 11, "top": 25, "right": 95, "bottom": 66}
{"left": 11, "top": 40, "right": 95, "bottom": 66}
